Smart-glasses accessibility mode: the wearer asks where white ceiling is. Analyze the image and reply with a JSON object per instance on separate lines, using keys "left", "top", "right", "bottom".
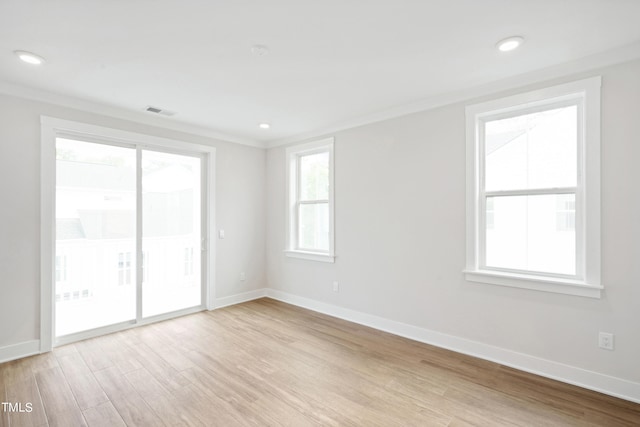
{"left": 2, "top": 0, "right": 640, "bottom": 146}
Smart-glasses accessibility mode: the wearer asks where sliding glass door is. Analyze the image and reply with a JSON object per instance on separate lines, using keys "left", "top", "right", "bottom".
{"left": 54, "top": 137, "right": 204, "bottom": 340}
{"left": 142, "top": 150, "right": 202, "bottom": 318}
{"left": 55, "top": 139, "right": 137, "bottom": 336}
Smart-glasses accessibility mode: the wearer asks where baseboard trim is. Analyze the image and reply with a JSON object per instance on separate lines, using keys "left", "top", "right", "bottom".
{"left": 5, "top": 290, "right": 637, "bottom": 403}
{"left": 0, "top": 340, "right": 41, "bottom": 364}
{"left": 0, "top": 290, "right": 266, "bottom": 364}
{"left": 265, "top": 288, "right": 640, "bottom": 404}
{"left": 213, "top": 288, "right": 268, "bottom": 309}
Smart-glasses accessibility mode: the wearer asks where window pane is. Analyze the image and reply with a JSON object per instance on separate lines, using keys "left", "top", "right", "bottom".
{"left": 300, "top": 152, "right": 329, "bottom": 201}
{"left": 142, "top": 150, "right": 201, "bottom": 318}
{"left": 486, "top": 194, "right": 575, "bottom": 275}
{"left": 298, "top": 202, "right": 329, "bottom": 251}
{"left": 55, "top": 138, "right": 136, "bottom": 336}
{"left": 485, "top": 105, "right": 577, "bottom": 191}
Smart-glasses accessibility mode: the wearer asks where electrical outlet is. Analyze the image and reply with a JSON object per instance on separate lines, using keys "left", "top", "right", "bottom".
{"left": 240, "top": 272, "right": 246, "bottom": 281}
{"left": 598, "top": 332, "right": 614, "bottom": 350}
{"left": 333, "top": 281, "right": 339, "bottom": 293}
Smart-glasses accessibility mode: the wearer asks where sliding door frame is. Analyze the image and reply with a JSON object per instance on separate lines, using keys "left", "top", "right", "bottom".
{"left": 40, "top": 116, "right": 216, "bottom": 352}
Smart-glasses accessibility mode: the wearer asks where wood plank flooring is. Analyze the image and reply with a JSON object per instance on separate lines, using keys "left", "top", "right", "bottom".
{"left": 1, "top": 298, "right": 639, "bottom": 426}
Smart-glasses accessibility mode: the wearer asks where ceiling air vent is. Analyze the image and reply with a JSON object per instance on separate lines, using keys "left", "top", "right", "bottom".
{"left": 145, "top": 106, "right": 176, "bottom": 116}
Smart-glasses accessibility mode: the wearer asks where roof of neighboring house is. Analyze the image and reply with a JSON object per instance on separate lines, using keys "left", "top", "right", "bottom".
{"left": 56, "top": 218, "right": 86, "bottom": 240}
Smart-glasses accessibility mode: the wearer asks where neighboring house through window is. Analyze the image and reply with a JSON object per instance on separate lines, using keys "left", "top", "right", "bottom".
{"left": 55, "top": 254, "right": 67, "bottom": 283}
{"left": 184, "top": 247, "right": 194, "bottom": 276}
{"left": 142, "top": 251, "right": 148, "bottom": 283}
{"left": 118, "top": 251, "right": 132, "bottom": 285}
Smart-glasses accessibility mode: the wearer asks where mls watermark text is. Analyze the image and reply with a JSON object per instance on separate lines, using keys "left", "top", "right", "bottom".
{"left": 1, "top": 402, "right": 33, "bottom": 413}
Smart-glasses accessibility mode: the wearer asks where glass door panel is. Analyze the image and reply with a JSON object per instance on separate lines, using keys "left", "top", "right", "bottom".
{"left": 55, "top": 138, "right": 136, "bottom": 336}
{"left": 142, "top": 150, "right": 202, "bottom": 318}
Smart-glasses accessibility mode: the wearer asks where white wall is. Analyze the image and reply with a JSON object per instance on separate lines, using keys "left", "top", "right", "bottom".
{"left": 0, "top": 93, "right": 266, "bottom": 350}
{"left": 266, "top": 59, "right": 640, "bottom": 391}
{"left": 1, "top": 56, "right": 638, "bottom": 400}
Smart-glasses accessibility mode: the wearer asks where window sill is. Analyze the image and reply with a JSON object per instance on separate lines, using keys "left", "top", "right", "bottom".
{"left": 284, "top": 250, "right": 335, "bottom": 263}
{"left": 463, "top": 269, "right": 602, "bottom": 298}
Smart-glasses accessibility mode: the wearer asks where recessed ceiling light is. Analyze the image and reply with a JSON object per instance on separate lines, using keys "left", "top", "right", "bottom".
{"left": 496, "top": 36, "right": 524, "bottom": 52}
{"left": 251, "top": 45, "right": 269, "bottom": 56}
{"left": 259, "top": 123, "right": 271, "bottom": 129}
{"left": 14, "top": 50, "right": 45, "bottom": 65}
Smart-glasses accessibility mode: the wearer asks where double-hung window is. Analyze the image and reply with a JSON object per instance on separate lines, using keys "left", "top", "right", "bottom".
{"left": 285, "top": 138, "right": 335, "bottom": 262}
{"left": 465, "top": 77, "right": 601, "bottom": 298}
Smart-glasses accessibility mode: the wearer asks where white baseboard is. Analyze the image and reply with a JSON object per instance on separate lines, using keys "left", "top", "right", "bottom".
{"left": 5, "top": 289, "right": 637, "bottom": 404}
{"left": 0, "top": 340, "right": 41, "bottom": 364}
{"left": 0, "top": 290, "right": 266, "bottom": 364}
{"left": 265, "top": 288, "right": 640, "bottom": 404}
{"left": 212, "top": 288, "right": 268, "bottom": 309}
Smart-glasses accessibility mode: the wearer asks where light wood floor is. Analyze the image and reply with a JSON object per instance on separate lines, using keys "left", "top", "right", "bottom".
{"left": 1, "top": 298, "right": 639, "bottom": 426}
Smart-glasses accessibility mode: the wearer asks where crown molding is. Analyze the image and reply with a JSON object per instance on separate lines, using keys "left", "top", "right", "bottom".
{"left": 265, "top": 40, "right": 640, "bottom": 149}
{"left": 0, "top": 81, "right": 264, "bottom": 149}
{"left": 3, "top": 40, "right": 640, "bottom": 151}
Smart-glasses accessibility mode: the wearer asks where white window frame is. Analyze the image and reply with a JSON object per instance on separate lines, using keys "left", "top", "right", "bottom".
{"left": 464, "top": 77, "right": 602, "bottom": 298}
{"left": 285, "top": 137, "right": 335, "bottom": 263}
